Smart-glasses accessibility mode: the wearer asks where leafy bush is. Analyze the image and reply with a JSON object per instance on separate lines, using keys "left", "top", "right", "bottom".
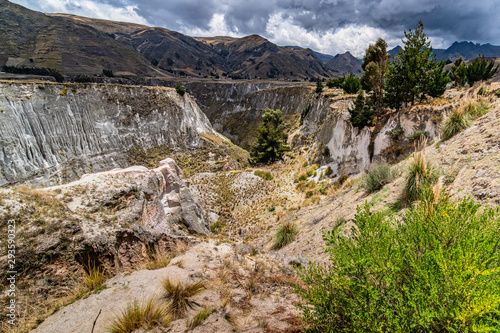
{"left": 359, "top": 163, "right": 393, "bottom": 193}
{"left": 175, "top": 82, "right": 185, "bottom": 96}
{"left": 403, "top": 144, "right": 438, "bottom": 202}
{"left": 296, "top": 190, "right": 500, "bottom": 332}
{"left": 342, "top": 73, "right": 362, "bottom": 94}
{"left": 108, "top": 298, "right": 170, "bottom": 333}
{"left": 274, "top": 222, "right": 299, "bottom": 249}
{"left": 321, "top": 146, "right": 330, "bottom": 157}
{"left": 324, "top": 166, "right": 333, "bottom": 176}
{"left": 386, "top": 126, "right": 405, "bottom": 139}
{"left": 254, "top": 170, "right": 273, "bottom": 180}
{"left": 315, "top": 77, "right": 324, "bottom": 93}
{"left": 406, "top": 130, "right": 429, "bottom": 142}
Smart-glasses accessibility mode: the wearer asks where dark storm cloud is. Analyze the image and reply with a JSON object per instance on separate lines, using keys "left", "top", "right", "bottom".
{"left": 10, "top": 0, "right": 500, "bottom": 52}
{"left": 118, "top": 0, "right": 499, "bottom": 45}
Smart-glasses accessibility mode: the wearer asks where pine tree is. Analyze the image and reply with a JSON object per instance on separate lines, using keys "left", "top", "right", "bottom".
{"left": 465, "top": 55, "right": 498, "bottom": 85}
{"left": 315, "top": 77, "right": 324, "bottom": 93}
{"left": 349, "top": 93, "right": 374, "bottom": 129}
{"left": 384, "top": 22, "right": 449, "bottom": 109}
{"left": 250, "top": 108, "right": 290, "bottom": 164}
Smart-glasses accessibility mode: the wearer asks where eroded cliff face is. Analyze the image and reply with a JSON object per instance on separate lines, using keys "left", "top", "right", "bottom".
{"left": 302, "top": 97, "right": 447, "bottom": 176}
{"left": 0, "top": 82, "right": 218, "bottom": 185}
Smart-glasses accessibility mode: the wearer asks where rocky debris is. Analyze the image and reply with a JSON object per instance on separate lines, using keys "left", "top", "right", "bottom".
{"left": 0, "top": 82, "right": 219, "bottom": 186}
{"left": 0, "top": 158, "right": 208, "bottom": 329}
{"left": 33, "top": 241, "right": 302, "bottom": 333}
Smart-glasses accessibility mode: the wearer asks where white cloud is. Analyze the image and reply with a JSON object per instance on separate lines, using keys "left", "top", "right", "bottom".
{"left": 10, "top": 0, "right": 149, "bottom": 25}
{"left": 265, "top": 13, "right": 399, "bottom": 57}
{"left": 180, "top": 13, "right": 242, "bottom": 37}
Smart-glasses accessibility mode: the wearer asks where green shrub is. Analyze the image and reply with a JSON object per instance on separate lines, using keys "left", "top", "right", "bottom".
{"left": 403, "top": 145, "right": 438, "bottom": 202}
{"left": 496, "top": 89, "right": 500, "bottom": 98}
{"left": 386, "top": 126, "right": 405, "bottom": 139}
{"left": 321, "top": 146, "right": 330, "bottom": 157}
{"left": 175, "top": 82, "right": 185, "bottom": 96}
{"left": 296, "top": 190, "right": 500, "bottom": 332}
{"left": 406, "top": 130, "right": 429, "bottom": 142}
{"left": 324, "top": 166, "right": 333, "bottom": 176}
{"left": 338, "top": 174, "right": 348, "bottom": 185}
{"left": 302, "top": 161, "right": 309, "bottom": 168}
{"left": 348, "top": 93, "right": 374, "bottom": 129}
{"left": 274, "top": 222, "right": 299, "bottom": 249}
{"left": 359, "top": 163, "right": 393, "bottom": 193}
{"left": 342, "top": 73, "right": 362, "bottom": 94}
{"left": 315, "top": 77, "right": 324, "bottom": 93}
{"left": 254, "top": 170, "right": 273, "bottom": 180}
{"left": 249, "top": 108, "right": 290, "bottom": 164}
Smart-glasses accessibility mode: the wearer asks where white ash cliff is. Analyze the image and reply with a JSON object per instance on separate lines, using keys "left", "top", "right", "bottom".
{"left": 0, "top": 82, "right": 218, "bottom": 186}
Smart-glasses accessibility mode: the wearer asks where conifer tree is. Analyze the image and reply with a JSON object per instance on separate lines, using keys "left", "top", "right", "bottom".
{"left": 361, "top": 38, "right": 390, "bottom": 115}
{"left": 250, "top": 108, "right": 290, "bottom": 164}
{"left": 384, "top": 22, "right": 449, "bottom": 109}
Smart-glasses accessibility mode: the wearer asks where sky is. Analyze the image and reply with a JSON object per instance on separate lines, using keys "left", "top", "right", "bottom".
{"left": 9, "top": 0, "right": 500, "bottom": 58}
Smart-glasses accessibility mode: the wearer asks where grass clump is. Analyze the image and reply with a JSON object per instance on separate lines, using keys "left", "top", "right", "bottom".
{"left": 296, "top": 188, "right": 500, "bottom": 332}
{"left": 254, "top": 170, "right": 273, "bottom": 180}
{"left": 188, "top": 307, "right": 215, "bottom": 329}
{"left": 273, "top": 222, "right": 299, "bottom": 249}
{"left": 83, "top": 265, "right": 107, "bottom": 291}
{"left": 441, "top": 100, "right": 489, "bottom": 140}
{"left": 403, "top": 142, "right": 438, "bottom": 202}
{"left": 359, "top": 163, "right": 393, "bottom": 193}
{"left": 108, "top": 298, "right": 170, "bottom": 333}
{"left": 162, "top": 278, "right": 206, "bottom": 319}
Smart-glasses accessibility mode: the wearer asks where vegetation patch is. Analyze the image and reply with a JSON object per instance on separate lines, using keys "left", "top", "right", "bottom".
{"left": 296, "top": 189, "right": 500, "bottom": 332}
{"left": 162, "top": 278, "right": 206, "bottom": 319}
{"left": 359, "top": 163, "right": 393, "bottom": 193}
{"left": 274, "top": 222, "right": 299, "bottom": 249}
{"left": 254, "top": 170, "right": 273, "bottom": 180}
{"left": 108, "top": 298, "right": 171, "bottom": 333}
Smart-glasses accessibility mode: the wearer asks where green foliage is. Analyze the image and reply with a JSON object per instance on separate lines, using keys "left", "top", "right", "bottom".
{"left": 254, "top": 170, "right": 273, "bottom": 180}
{"left": 403, "top": 146, "right": 438, "bottom": 202}
{"left": 274, "top": 222, "right": 299, "bottom": 249}
{"left": 361, "top": 38, "right": 390, "bottom": 115}
{"left": 108, "top": 298, "right": 170, "bottom": 333}
{"left": 496, "top": 89, "right": 500, "bottom": 98}
{"left": 321, "top": 146, "right": 330, "bottom": 157}
{"left": 175, "top": 82, "right": 185, "bottom": 96}
{"left": 250, "top": 108, "right": 290, "bottom": 164}
{"left": 102, "top": 69, "right": 114, "bottom": 77}
{"left": 2, "top": 65, "right": 64, "bottom": 82}
{"left": 386, "top": 126, "right": 405, "bottom": 139}
{"left": 406, "top": 130, "right": 429, "bottom": 142}
{"left": 325, "top": 79, "right": 335, "bottom": 88}
{"left": 349, "top": 93, "right": 374, "bottom": 129}
{"left": 449, "top": 57, "right": 468, "bottom": 86}
{"left": 296, "top": 191, "right": 500, "bottom": 332}
{"left": 477, "top": 86, "right": 487, "bottom": 95}
{"left": 465, "top": 55, "right": 498, "bottom": 85}
{"left": 342, "top": 73, "right": 362, "bottom": 94}
{"left": 441, "top": 107, "right": 472, "bottom": 140}
{"left": 359, "top": 163, "right": 393, "bottom": 193}
{"left": 441, "top": 100, "right": 489, "bottom": 140}
{"left": 324, "top": 166, "right": 333, "bottom": 177}
{"left": 315, "top": 77, "right": 324, "bottom": 93}
{"left": 384, "top": 22, "right": 449, "bottom": 109}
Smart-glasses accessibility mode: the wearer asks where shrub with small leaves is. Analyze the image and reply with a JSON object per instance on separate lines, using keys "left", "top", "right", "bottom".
{"left": 324, "top": 166, "right": 333, "bottom": 176}
{"left": 254, "top": 170, "right": 273, "bottom": 180}
{"left": 175, "top": 82, "right": 185, "bottom": 96}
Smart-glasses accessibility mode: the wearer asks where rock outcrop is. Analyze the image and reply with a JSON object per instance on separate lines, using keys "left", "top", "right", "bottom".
{"left": 0, "top": 82, "right": 219, "bottom": 185}
{"left": 0, "top": 158, "right": 208, "bottom": 329}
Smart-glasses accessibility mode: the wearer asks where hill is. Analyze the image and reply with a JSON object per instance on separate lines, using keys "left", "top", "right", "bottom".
{"left": 324, "top": 51, "right": 362, "bottom": 76}
{"left": 389, "top": 41, "right": 500, "bottom": 62}
{"left": 0, "top": 0, "right": 332, "bottom": 80}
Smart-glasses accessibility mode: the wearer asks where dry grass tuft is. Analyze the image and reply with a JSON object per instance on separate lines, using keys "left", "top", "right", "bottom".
{"left": 187, "top": 307, "right": 215, "bottom": 329}
{"left": 162, "top": 278, "right": 206, "bottom": 319}
{"left": 108, "top": 297, "right": 171, "bottom": 333}
{"left": 273, "top": 222, "right": 299, "bottom": 250}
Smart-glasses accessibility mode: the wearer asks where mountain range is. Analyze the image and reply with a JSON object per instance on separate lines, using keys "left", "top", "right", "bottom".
{"left": 1, "top": 0, "right": 499, "bottom": 81}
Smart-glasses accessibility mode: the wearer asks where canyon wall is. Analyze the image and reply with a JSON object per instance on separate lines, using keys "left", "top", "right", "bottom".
{"left": 0, "top": 82, "right": 218, "bottom": 185}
